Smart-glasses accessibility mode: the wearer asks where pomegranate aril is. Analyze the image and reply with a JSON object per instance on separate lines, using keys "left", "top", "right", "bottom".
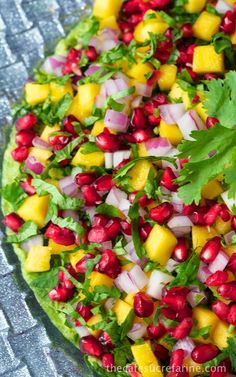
{"left": 204, "top": 204, "right": 221, "bottom": 226}
{"left": 11, "top": 146, "right": 29, "bottom": 162}
{"left": 128, "top": 364, "right": 142, "bottom": 377}
{"left": 203, "top": 73, "right": 219, "bottom": 81}
{"left": 172, "top": 238, "right": 189, "bottom": 262}
{"left": 149, "top": 0, "right": 172, "bottom": 10}
{"left": 217, "top": 281, "right": 236, "bottom": 300}
{"left": 170, "top": 349, "right": 185, "bottom": 368}
{"left": 58, "top": 270, "right": 75, "bottom": 290}
{"left": 162, "top": 295, "right": 186, "bottom": 311}
{"left": 231, "top": 216, "right": 236, "bottom": 231}
{"left": 88, "top": 226, "right": 108, "bottom": 243}
{"left": 76, "top": 172, "right": 96, "bottom": 186}
{"left": 227, "top": 304, "right": 236, "bottom": 326}
{"left": 183, "top": 204, "right": 197, "bottom": 216}
{"left": 120, "top": 220, "right": 132, "bottom": 235}
{"left": 210, "top": 360, "right": 228, "bottom": 377}
{"left": 67, "top": 48, "right": 81, "bottom": 61}
{"left": 45, "top": 223, "right": 75, "bottom": 246}
{"left": 228, "top": 253, "right": 236, "bottom": 274}
{"left": 134, "top": 292, "right": 154, "bottom": 318}
{"left": 138, "top": 194, "right": 153, "bottom": 207}
{"left": 20, "top": 175, "right": 35, "bottom": 195}
{"left": 160, "top": 307, "right": 177, "bottom": 321}
{"left": 192, "top": 206, "right": 208, "bottom": 226}
{"left": 220, "top": 11, "right": 235, "bottom": 35}
{"left": 125, "top": 129, "right": 150, "bottom": 143}
{"left": 62, "top": 115, "right": 80, "bottom": 135}
{"left": 154, "top": 344, "right": 169, "bottom": 361}
{"left": 2, "top": 213, "right": 24, "bottom": 232}
{"left": 76, "top": 302, "right": 93, "bottom": 322}
{"left": 181, "top": 23, "right": 193, "bottom": 38}
{"left": 172, "top": 317, "right": 193, "bottom": 340}
{"left": 149, "top": 202, "right": 174, "bottom": 224}
{"left": 160, "top": 167, "right": 178, "bottom": 192}
{"left": 92, "top": 215, "right": 108, "bottom": 228}
{"left": 81, "top": 185, "right": 102, "bottom": 206}
{"left": 101, "top": 353, "right": 114, "bottom": 370}
{"left": 98, "top": 331, "right": 113, "bottom": 348}
{"left": 48, "top": 286, "right": 74, "bottom": 302}
{"left": 191, "top": 344, "right": 219, "bottom": 364}
{"left": 93, "top": 175, "right": 114, "bottom": 192}
{"left": 75, "top": 254, "right": 95, "bottom": 274}
{"left": 96, "top": 249, "right": 121, "bottom": 279}
{"left": 212, "top": 300, "right": 230, "bottom": 321}
{"left": 200, "top": 236, "right": 222, "bottom": 263}
{"left": 80, "top": 335, "right": 103, "bottom": 357}
{"left": 139, "top": 222, "right": 152, "bottom": 241}
{"left": 206, "top": 271, "right": 228, "bottom": 287}
{"left": 16, "top": 113, "right": 37, "bottom": 130}
{"left": 105, "top": 219, "right": 121, "bottom": 241}
{"left": 16, "top": 130, "right": 35, "bottom": 147}
{"left": 85, "top": 46, "right": 98, "bottom": 62}
{"left": 48, "top": 134, "right": 70, "bottom": 146}
{"left": 122, "top": 31, "right": 134, "bottom": 44}
{"left": 147, "top": 322, "right": 166, "bottom": 339}
{"left": 96, "top": 131, "right": 121, "bottom": 152}
{"left": 206, "top": 116, "right": 219, "bottom": 129}
{"left": 131, "top": 108, "right": 147, "bottom": 129}
{"left": 219, "top": 204, "right": 230, "bottom": 222}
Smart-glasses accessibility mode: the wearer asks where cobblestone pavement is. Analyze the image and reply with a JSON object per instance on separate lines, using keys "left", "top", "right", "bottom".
{"left": 0, "top": 1, "right": 95, "bottom": 376}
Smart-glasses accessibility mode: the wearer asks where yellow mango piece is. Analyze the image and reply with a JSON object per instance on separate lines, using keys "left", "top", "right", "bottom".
{"left": 192, "top": 226, "right": 218, "bottom": 253}
{"left": 128, "top": 160, "right": 152, "bottom": 191}
{"left": 193, "top": 307, "right": 218, "bottom": 340}
{"left": 69, "top": 250, "right": 86, "bottom": 269}
{"left": 45, "top": 178, "right": 59, "bottom": 188}
{"left": 100, "top": 16, "right": 119, "bottom": 30}
{"left": 28, "top": 147, "right": 53, "bottom": 163}
{"left": 48, "top": 239, "right": 77, "bottom": 255}
{"left": 195, "top": 102, "right": 208, "bottom": 122}
{"left": 138, "top": 142, "right": 148, "bottom": 157}
{"left": 193, "top": 12, "right": 221, "bottom": 42}
{"left": 122, "top": 262, "right": 135, "bottom": 272}
{"left": 113, "top": 299, "right": 133, "bottom": 325}
{"left": 185, "top": 0, "right": 207, "bottom": 13}
{"left": 91, "top": 120, "right": 105, "bottom": 137}
{"left": 145, "top": 224, "right": 177, "bottom": 265}
{"left": 212, "top": 321, "right": 235, "bottom": 350}
{"left": 183, "top": 357, "right": 204, "bottom": 377}
{"left": 193, "top": 45, "right": 224, "bottom": 74}
{"left": 215, "top": 217, "right": 232, "bottom": 235}
{"left": 50, "top": 81, "right": 73, "bottom": 103}
{"left": 127, "top": 61, "right": 153, "bottom": 84}
{"left": 25, "top": 246, "right": 52, "bottom": 272}
{"left": 225, "top": 0, "right": 235, "bottom": 4}
{"left": 230, "top": 29, "right": 236, "bottom": 44}
{"left": 17, "top": 194, "right": 49, "bottom": 229}
{"left": 134, "top": 18, "right": 168, "bottom": 42}
{"left": 225, "top": 244, "right": 236, "bottom": 257}
{"left": 159, "top": 119, "right": 183, "bottom": 146}
{"left": 93, "top": 0, "right": 122, "bottom": 19}
{"left": 40, "top": 124, "right": 60, "bottom": 143}
{"left": 25, "top": 83, "right": 50, "bottom": 106}
{"left": 124, "top": 293, "right": 135, "bottom": 306}
{"left": 169, "top": 82, "right": 191, "bottom": 110}
{"left": 202, "top": 179, "right": 224, "bottom": 200}
{"left": 87, "top": 314, "right": 103, "bottom": 337}
{"left": 131, "top": 342, "right": 163, "bottom": 377}
{"left": 71, "top": 149, "right": 104, "bottom": 168}
{"left": 67, "top": 83, "right": 100, "bottom": 122}
{"left": 157, "top": 64, "right": 177, "bottom": 91}
{"left": 89, "top": 272, "right": 113, "bottom": 289}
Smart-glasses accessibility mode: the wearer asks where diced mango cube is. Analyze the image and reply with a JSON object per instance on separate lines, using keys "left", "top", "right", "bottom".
{"left": 225, "top": 244, "right": 236, "bottom": 257}
{"left": 192, "top": 226, "right": 218, "bottom": 253}
{"left": 17, "top": 194, "right": 49, "bottom": 229}
{"left": 193, "top": 12, "right": 221, "bottom": 41}
{"left": 69, "top": 250, "right": 86, "bottom": 269}
{"left": 215, "top": 217, "right": 231, "bottom": 235}
{"left": 131, "top": 342, "right": 163, "bottom": 377}
{"left": 48, "top": 239, "right": 77, "bottom": 255}
{"left": 159, "top": 119, "right": 183, "bottom": 146}
{"left": 25, "top": 246, "right": 52, "bottom": 272}
{"left": 91, "top": 120, "right": 105, "bottom": 137}
{"left": 212, "top": 320, "right": 235, "bottom": 350}
{"left": 50, "top": 81, "right": 73, "bottom": 103}
{"left": 183, "top": 357, "right": 204, "bottom": 377}
{"left": 145, "top": 224, "right": 177, "bottom": 265}
{"left": 185, "top": 0, "right": 207, "bottom": 13}
{"left": 193, "top": 306, "right": 218, "bottom": 340}
{"left": 128, "top": 160, "right": 153, "bottom": 191}
{"left": 122, "top": 262, "right": 135, "bottom": 272}
{"left": 89, "top": 272, "right": 113, "bottom": 289}
{"left": 138, "top": 142, "right": 148, "bottom": 157}
{"left": 100, "top": 16, "right": 119, "bottom": 30}
{"left": 28, "top": 147, "right": 53, "bottom": 163}
{"left": 134, "top": 17, "right": 168, "bottom": 42}
{"left": 25, "top": 83, "right": 50, "bottom": 106}
{"left": 113, "top": 299, "right": 133, "bottom": 325}
{"left": 195, "top": 102, "right": 208, "bottom": 122}
{"left": 93, "top": 0, "right": 123, "bottom": 19}
{"left": 157, "top": 64, "right": 177, "bottom": 91}
{"left": 202, "top": 179, "right": 223, "bottom": 200}
{"left": 124, "top": 293, "right": 135, "bottom": 306}
{"left": 71, "top": 149, "right": 104, "bottom": 168}
{"left": 67, "top": 83, "right": 100, "bottom": 122}
{"left": 40, "top": 124, "right": 60, "bottom": 143}
{"left": 169, "top": 82, "right": 191, "bottom": 110}
{"left": 127, "top": 61, "right": 153, "bottom": 84}
{"left": 193, "top": 45, "right": 224, "bottom": 74}
{"left": 87, "top": 314, "right": 103, "bottom": 337}
{"left": 230, "top": 29, "right": 236, "bottom": 44}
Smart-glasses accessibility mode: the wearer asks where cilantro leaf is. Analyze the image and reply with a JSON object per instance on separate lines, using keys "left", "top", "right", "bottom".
{"left": 120, "top": 310, "right": 135, "bottom": 340}
{"left": 79, "top": 142, "right": 100, "bottom": 154}
{"left": 52, "top": 216, "right": 84, "bottom": 236}
{"left": 53, "top": 136, "right": 84, "bottom": 163}
{"left": 7, "top": 221, "right": 38, "bottom": 243}
{"left": 113, "top": 237, "right": 127, "bottom": 256}
{"left": 128, "top": 192, "right": 146, "bottom": 260}
{"left": 1, "top": 182, "right": 26, "bottom": 210}
{"left": 212, "top": 33, "right": 236, "bottom": 70}
{"left": 190, "top": 325, "right": 212, "bottom": 339}
{"left": 30, "top": 268, "right": 59, "bottom": 290}
{"left": 96, "top": 203, "right": 121, "bottom": 218}
{"left": 91, "top": 285, "right": 121, "bottom": 303}
{"left": 168, "top": 252, "right": 200, "bottom": 288}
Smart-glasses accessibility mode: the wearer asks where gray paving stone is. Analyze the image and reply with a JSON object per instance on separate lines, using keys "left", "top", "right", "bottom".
{"left": 4, "top": 365, "right": 32, "bottom": 377}
{"left": 0, "top": 333, "right": 20, "bottom": 374}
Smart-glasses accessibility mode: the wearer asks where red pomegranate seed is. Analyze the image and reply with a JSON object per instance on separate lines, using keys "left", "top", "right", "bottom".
{"left": 67, "top": 48, "right": 81, "bottom": 61}
{"left": 122, "top": 31, "right": 134, "bottom": 44}
{"left": 58, "top": 270, "right": 75, "bottom": 290}
{"left": 181, "top": 23, "right": 193, "bottom": 38}
{"left": 204, "top": 204, "right": 222, "bottom": 226}
{"left": 200, "top": 236, "right": 222, "bottom": 263}
{"left": 101, "top": 353, "right": 114, "bottom": 370}
{"left": 76, "top": 172, "right": 96, "bottom": 186}
{"left": 219, "top": 204, "right": 230, "bottom": 222}
{"left": 98, "top": 332, "right": 113, "bottom": 348}
{"left": 45, "top": 223, "right": 75, "bottom": 246}
{"left": 125, "top": 129, "right": 150, "bottom": 143}
{"left": 170, "top": 349, "right": 185, "bottom": 368}
{"left": 210, "top": 360, "right": 228, "bottom": 377}
{"left": 127, "top": 364, "right": 142, "bottom": 377}
{"left": 92, "top": 215, "right": 108, "bottom": 228}
{"left": 137, "top": 194, "right": 153, "bottom": 207}
{"left": 149, "top": 202, "right": 174, "bottom": 224}
{"left": 48, "top": 286, "right": 74, "bottom": 302}
{"left": 120, "top": 220, "right": 132, "bottom": 235}
{"left": 192, "top": 206, "right": 208, "bottom": 226}
{"left": 20, "top": 175, "right": 35, "bottom": 195}
{"left": 105, "top": 218, "right": 121, "bottom": 240}
{"left": 166, "top": 287, "right": 190, "bottom": 297}
{"left": 80, "top": 335, "right": 103, "bottom": 357}
{"left": 172, "top": 317, "right": 193, "bottom": 340}
{"left": 131, "top": 108, "right": 147, "bottom": 129}
{"left": 139, "top": 222, "right": 152, "bottom": 241}
{"left": 191, "top": 344, "right": 219, "bottom": 364}
{"left": 160, "top": 307, "right": 177, "bottom": 322}
{"left": 134, "top": 292, "right": 154, "bottom": 318}
{"left": 203, "top": 73, "right": 219, "bottom": 81}
{"left": 148, "top": 114, "right": 161, "bottom": 127}
{"left": 96, "top": 249, "right": 121, "bottom": 279}
{"left": 153, "top": 344, "right": 169, "bottom": 361}
{"left": 212, "top": 300, "right": 230, "bottom": 321}
{"left": 75, "top": 254, "right": 95, "bottom": 274}
{"left": 206, "top": 116, "right": 219, "bottom": 129}
{"left": 93, "top": 175, "right": 114, "bottom": 192}
{"left": 172, "top": 238, "right": 189, "bottom": 262}
{"left": 231, "top": 216, "right": 236, "bottom": 230}
{"left": 228, "top": 254, "right": 236, "bottom": 274}
{"left": 220, "top": 11, "right": 235, "bottom": 35}
{"left": 11, "top": 146, "right": 29, "bottom": 162}
{"left": 186, "top": 67, "right": 197, "bottom": 81}
{"left": 160, "top": 167, "right": 178, "bottom": 192}
{"left": 176, "top": 306, "right": 193, "bottom": 322}
{"left": 16, "top": 113, "right": 37, "bottom": 130}
{"left": 88, "top": 226, "right": 108, "bottom": 243}
{"left": 206, "top": 271, "right": 228, "bottom": 287}
{"left": 162, "top": 295, "right": 186, "bottom": 312}
{"left": 85, "top": 46, "right": 98, "bottom": 62}
{"left": 76, "top": 302, "right": 93, "bottom": 322}
{"left": 96, "top": 131, "right": 121, "bottom": 152}
{"left": 147, "top": 322, "right": 166, "bottom": 339}
{"left": 16, "top": 130, "right": 35, "bottom": 147}
{"left": 62, "top": 115, "right": 80, "bottom": 135}
{"left": 183, "top": 204, "right": 197, "bottom": 216}
{"left": 129, "top": 14, "right": 143, "bottom": 26}
{"left": 81, "top": 185, "right": 102, "bottom": 206}
{"left": 227, "top": 304, "right": 236, "bottom": 326}
{"left": 48, "top": 134, "right": 70, "bottom": 146}
{"left": 217, "top": 281, "right": 236, "bottom": 300}
{"left": 149, "top": 0, "right": 172, "bottom": 9}
{"left": 2, "top": 213, "right": 24, "bottom": 232}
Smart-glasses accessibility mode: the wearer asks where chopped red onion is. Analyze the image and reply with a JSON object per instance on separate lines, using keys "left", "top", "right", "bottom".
{"left": 165, "top": 258, "right": 180, "bottom": 273}
{"left": 32, "top": 136, "right": 52, "bottom": 150}
{"left": 95, "top": 94, "right": 106, "bottom": 108}
{"left": 146, "top": 270, "right": 174, "bottom": 299}
{"left": 177, "top": 110, "right": 206, "bottom": 140}
{"left": 208, "top": 250, "right": 229, "bottom": 273}
{"left": 129, "top": 265, "right": 149, "bottom": 290}
{"left": 104, "top": 79, "right": 120, "bottom": 96}
{"left": 131, "top": 96, "right": 143, "bottom": 108}
{"left": 115, "top": 78, "right": 129, "bottom": 92}
{"left": 115, "top": 271, "right": 139, "bottom": 294}
{"left": 58, "top": 176, "right": 78, "bottom": 197}
{"left": 104, "top": 110, "right": 129, "bottom": 133}
{"left": 100, "top": 39, "right": 118, "bottom": 52}
{"left": 100, "top": 241, "right": 113, "bottom": 251}
{"left": 104, "top": 298, "right": 116, "bottom": 311}
{"left": 224, "top": 231, "right": 236, "bottom": 246}
{"left": 187, "top": 289, "right": 207, "bottom": 308}
{"left": 118, "top": 198, "right": 131, "bottom": 216}
{"left": 85, "top": 207, "right": 96, "bottom": 222}
{"left": 171, "top": 192, "right": 184, "bottom": 213}
{"left": 135, "top": 82, "right": 152, "bottom": 97}
{"left": 84, "top": 65, "right": 101, "bottom": 76}
{"left": 21, "top": 235, "right": 44, "bottom": 252}
{"left": 145, "top": 137, "right": 172, "bottom": 157}
{"left": 197, "top": 262, "right": 211, "bottom": 283}
{"left": 162, "top": 148, "right": 180, "bottom": 173}
{"left": 124, "top": 241, "right": 139, "bottom": 263}
{"left": 105, "top": 152, "right": 113, "bottom": 169}
{"left": 42, "top": 55, "right": 66, "bottom": 76}
{"left": 75, "top": 326, "right": 90, "bottom": 338}
{"left": 159, "top": 103, "right": 185, "bottom": 124}
{"left": 62, "top": 210, "right": 80, "bottom": 222}
{"left": 215, "top": 0, "right": 232, "bottom": 13}
{"left": 106, "top": 187, "right": 127, "bottom": 207}
{"left": 113, "top": 150, "right": 131, "bottom": 168}
{"left": 173, "top": 337, "right": 195, "bottom": 355}
{"left": 167, "top": 216, "right": 193, "bottom": 237}
{"left": 25, "top": 155, "right": 45, "bottom": 175}
{"left": 127, "top": 323, "right": 147, "bottom": 341}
